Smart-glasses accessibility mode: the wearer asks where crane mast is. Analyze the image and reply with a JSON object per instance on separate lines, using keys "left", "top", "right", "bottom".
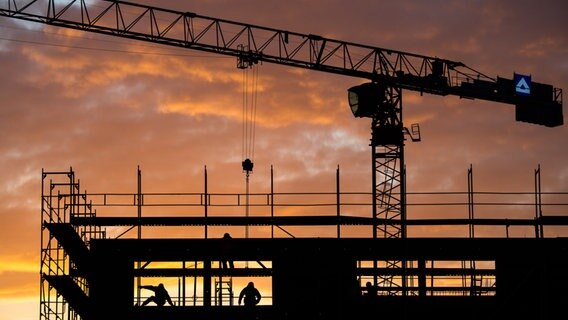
{"left": 1, "top": 0, "right": 564, "bottom": 313}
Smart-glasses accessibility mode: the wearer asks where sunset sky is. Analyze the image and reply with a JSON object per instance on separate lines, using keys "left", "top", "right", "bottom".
{"left": 1, "top": 0, "right": 567, "bottom": 319}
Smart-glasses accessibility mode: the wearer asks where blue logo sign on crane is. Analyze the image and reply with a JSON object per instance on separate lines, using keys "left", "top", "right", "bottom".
{"left": 514, "top": 73, "right": 531, "bottom": 96}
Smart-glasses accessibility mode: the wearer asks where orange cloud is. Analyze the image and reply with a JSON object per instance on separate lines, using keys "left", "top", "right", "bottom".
{"left": 519, "top": 36, "right": 566, "bottom": 58}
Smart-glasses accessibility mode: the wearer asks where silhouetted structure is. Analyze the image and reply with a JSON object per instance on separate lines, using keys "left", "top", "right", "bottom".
{"left": 39, "top": 168, "right": 568, "bottom": 320}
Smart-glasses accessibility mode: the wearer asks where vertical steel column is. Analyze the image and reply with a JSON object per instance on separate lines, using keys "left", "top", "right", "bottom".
{"left": 271, "top": 165, "right": 274, "bottom": 239}
{"left": 336, "top": 165, "right": 341, "bottom": 238}
{"left": 203, "top": 166, "right": 211, "bottom": 306}
{"left": 182, "top": 261, "right": 186, "bottom": 306}
{"left": 204, "top": 166, "right": 208, "bottom": 239}
{"left": 535, "top": 164, "right": 543, "bottom": 238}
{"left": 136, "top": 166, "right": 142, "bottom": 306}
{"left": 468, "top": 164, "right": 475, "bottom": 238}
{"left": 467, "top": 165, "right": 477, "bottom": 295}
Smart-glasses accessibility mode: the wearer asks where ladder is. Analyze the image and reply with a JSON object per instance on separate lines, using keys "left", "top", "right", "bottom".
{"left": 215, "top": 277, "right": 234, "bottom": 306}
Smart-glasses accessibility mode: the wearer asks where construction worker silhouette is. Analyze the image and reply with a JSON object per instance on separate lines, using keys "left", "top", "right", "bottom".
{"left": 220, "top": 232, "right": 234, "bottom": 269}
{"left": 239, "top": 281, "right": 261, "bottom": 307}
{"left": 140, "top": 283, "right": 174, "bottom": 306}
{"left": 364, "top": 281, "right": 378, "bottom": 297}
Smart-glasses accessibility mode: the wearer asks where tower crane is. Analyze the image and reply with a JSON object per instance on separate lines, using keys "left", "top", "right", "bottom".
{"left": 1, "top": 0, "right": 564, "bottom": 313}
{"left": 2, "top": 0, "right": 562, "bottom": 239}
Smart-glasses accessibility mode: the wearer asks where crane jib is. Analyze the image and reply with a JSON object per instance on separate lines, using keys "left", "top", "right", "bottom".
{"left": 0, "top": 0, "right": 562, "bottom": 126}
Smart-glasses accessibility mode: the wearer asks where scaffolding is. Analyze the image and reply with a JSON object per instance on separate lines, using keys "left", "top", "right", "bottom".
{"left": 40, "top": 169, "right": 106, "bottom": 320}
{"left": 39, "top": 166, "right": 568, "bottom": 320}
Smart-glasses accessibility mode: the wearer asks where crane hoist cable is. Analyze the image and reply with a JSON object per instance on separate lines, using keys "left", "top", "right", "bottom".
{"left": 241, "top": 63, "right": 259, "bottom": 171}
{"left": 241, "top": 62, "right": 260, "bottom": 242}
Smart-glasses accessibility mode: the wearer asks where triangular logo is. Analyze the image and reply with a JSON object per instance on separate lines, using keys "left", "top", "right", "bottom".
{"left": 514, "top": 74, "right": 531, "bottom": 96}
{"left": 516, "top": 77, "right": 530, "bottom": 95}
